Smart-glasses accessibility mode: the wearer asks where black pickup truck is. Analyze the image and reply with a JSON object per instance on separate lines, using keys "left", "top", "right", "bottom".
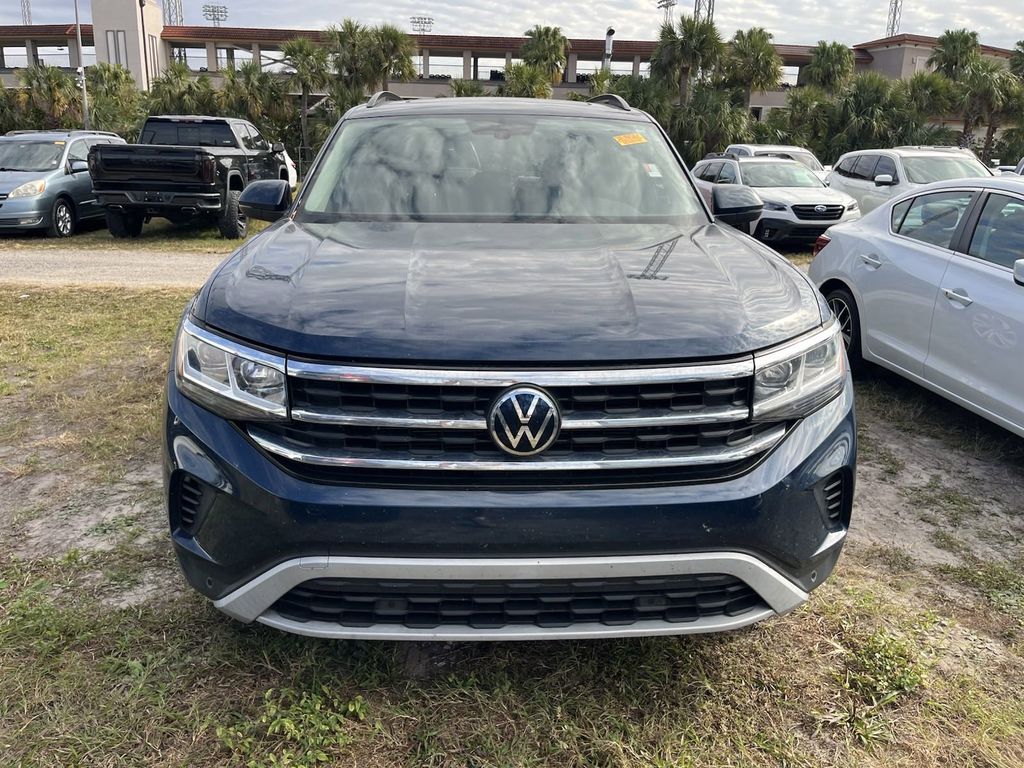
{"left": 89, "top": 115, "right": 287, "bottom": 239}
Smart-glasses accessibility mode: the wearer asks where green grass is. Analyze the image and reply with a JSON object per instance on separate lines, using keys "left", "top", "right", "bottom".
{"left": 1, "top": 217, "right": 269, "bottom": 254}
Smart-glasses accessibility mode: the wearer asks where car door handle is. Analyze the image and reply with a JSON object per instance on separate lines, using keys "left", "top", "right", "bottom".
{"left": 942, "top": 288, "right": 973, "bottom": 307}
{"left": 860, "top": 254, "right": 882, "bottom": 268}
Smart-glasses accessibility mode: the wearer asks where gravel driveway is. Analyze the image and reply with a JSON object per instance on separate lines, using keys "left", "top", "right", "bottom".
{"left": 0, "top": 247, "right": 227, "bottom": 288}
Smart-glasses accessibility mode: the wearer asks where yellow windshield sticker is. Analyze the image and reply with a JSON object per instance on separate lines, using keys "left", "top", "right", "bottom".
{"left": 53, "top": 140, "right": 66, "bottom": 145}
{"left": 613, "top": 132, "right": 647, "bottom": 146}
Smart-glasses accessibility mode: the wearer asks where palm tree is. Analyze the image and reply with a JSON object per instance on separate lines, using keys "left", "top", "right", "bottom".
{"left": 281, "top": 38, "right": 330, "bottom": 157}
{"left": 832, "top": 72, "right": 898, "bottom": 156}
{"left": 219, "top": 60, "right": 289, "bottom": 124}
{"left": 728, "top": 27, "right": 782, "bottom": 108}
{"left": 149, "top": 62, "right": 217, "bottom": 115}
{"left": 451, "top": 79, "right": 486, "bottom": 97}
{"left": 957, "top": 59, "right": 1016, "bottom": 157}
{"left": 927, "top": 29, "right": 980, "bottom": 80}
{"left": 362, "top": 24, "right": 416, "bottom": 94}
{"left": 802, "top": 41, "right": 854, "bottom": 94}
{"left": 325, "top": 20, "right": 369, "bottom": 89}
{"left": 611, "top": 75, "right": 674, "bottom": 125}
{"left": 1011, "top": 41, "right": 1024, "bottom": 80}
{"left": 86, "top": 62, "right": 144, "bottom": 137}
{"left": 669, "top": 83, "right": 750, "bottom": 163}
{"left": 18, "top": 64, "right": 80, "bottom": 127}
{"left": 521, "top": 25, "right": 570, "bottom": 85}
{"left": 784, "top": 84, "right": 831, "bottom": 153}
{"left": 499, "top": 63, "right": 552, "bottom": 98}
{"left": 650, "top": 15, "right": 723, "bottom": 106}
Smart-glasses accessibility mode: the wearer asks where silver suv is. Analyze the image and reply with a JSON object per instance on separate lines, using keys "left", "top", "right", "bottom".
{"left": 826, "top": 146, "right": 991, "bottom": 214}
{"left": 0, "top": 129, "right": 125, "bottom": 237}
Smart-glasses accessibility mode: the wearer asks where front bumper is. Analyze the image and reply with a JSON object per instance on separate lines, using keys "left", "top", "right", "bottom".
{"left": 754, "top": 214, "right": 859, "bottom": 243}
{"left": 0, "top": 195, "right": 49, "bottom": 230}
{"left": 164, "top": 372, "right": 856, "bottom": 640}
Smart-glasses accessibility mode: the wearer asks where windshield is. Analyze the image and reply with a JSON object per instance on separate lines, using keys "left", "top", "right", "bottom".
{"left": 754, "top": 150, "right": 823, "bottom": 172}
{"left": 902, "top": 156, "right": 990, "bottom": 184}
{"left": 0, "top": 140, "right": 65, "bottom": 172}
{"left": 740, "top": 162, "right": 823, "bottom": 188}
{"left": 140, "top": 121, "right": 237, "bottom": 147}
{"left": 299, "top": 115, "right": 705, "bottom": 223}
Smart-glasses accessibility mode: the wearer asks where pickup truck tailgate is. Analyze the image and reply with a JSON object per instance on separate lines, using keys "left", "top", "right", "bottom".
{"left": 89, "top": 144, "right": 215, "bottom": 190}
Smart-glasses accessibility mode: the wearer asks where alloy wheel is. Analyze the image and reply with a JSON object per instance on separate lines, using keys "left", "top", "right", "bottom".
{"left": 55, "top": 201, "right": 73, "bottom": 236}
{"left": 828, "top": 296, "right": 853, "bottom": 349}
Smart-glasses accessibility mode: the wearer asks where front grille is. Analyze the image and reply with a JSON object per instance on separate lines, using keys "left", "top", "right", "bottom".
{"left": 246, "top": 359, "right": 790, "bottom": 486}
{"left": 290, "top": 378, "right": 748, "bottom": 418}
{"left": 792, "top": 204, "right": 844, "bottom": 221}
{"left": 272, "top": 575, "right": 765, "bottom": 629}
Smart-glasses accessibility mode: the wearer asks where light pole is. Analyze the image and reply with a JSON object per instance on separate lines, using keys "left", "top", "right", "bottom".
{"left": 602, "top": 27, "right": 615, "bottom": 72}
{"left": 74, "top": 0, "right": 90, "bottom": 129}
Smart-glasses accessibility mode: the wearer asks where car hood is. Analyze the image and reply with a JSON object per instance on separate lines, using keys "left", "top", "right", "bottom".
{"left": 753, "top": 186, "right": 856, "bottom": 206}
{"left": 0, "top": 170, "right": 49, "bottom": 194}
{"left": 196, "top": 220, "right": 825, "bottom": 363}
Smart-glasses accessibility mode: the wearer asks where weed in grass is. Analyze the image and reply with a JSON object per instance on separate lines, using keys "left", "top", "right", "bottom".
{"left": 820, "top": 625, "right": 925, "bottom": 745}
{"left": 941, "top": 559, "right": 1024, "bottom": 626}
{"left": 857, "top": 431, "right": 905, "bottom": 480}
{"left": 216, "top": 688, "right": 369, "bottom": 767}
{"left": 931, "top": 530, "right": 969, "bottom": 555}
{"left": 863, "top": 544, "right": 916, "bottom": 572}
{"left": 901, "top": 474, "right": 983, "bottom": 527}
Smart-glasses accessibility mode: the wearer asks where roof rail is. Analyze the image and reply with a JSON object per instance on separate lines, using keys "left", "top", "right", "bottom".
{"left": 702, "top": 152, "right": 740, "bottom": 161}
{"left": 587, "top": 94, "right": 631, "bottom": 111}
{"left": 366, "top": 91, "right": 412, "bottom": 108}
{"left": 4, "top": 129, "right": 122, "bottom": 137}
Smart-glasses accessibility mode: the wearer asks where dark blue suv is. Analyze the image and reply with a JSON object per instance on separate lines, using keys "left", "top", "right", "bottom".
{"left": 164, "top": 94, "right": 855, "bottom": 640}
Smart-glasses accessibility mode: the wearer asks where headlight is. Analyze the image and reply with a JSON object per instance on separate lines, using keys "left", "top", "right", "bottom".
{"left": 761, "top": 200, "right": 788, "bottom": 211}
{"left": 846, "top": 201, "right": 859, "bottom": 211}
{"left": 8, "top": 179, "right": 46, "bottom": 198}
{"left": 175, "top": 317, "right": 287, "bottom": 420}
{"left": 752, "top": 322, "right": 846, "bottom": 421}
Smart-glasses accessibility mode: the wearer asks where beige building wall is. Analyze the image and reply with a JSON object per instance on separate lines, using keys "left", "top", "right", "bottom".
{"left": 91, "top": 0, "right": 166, "bottom": 89}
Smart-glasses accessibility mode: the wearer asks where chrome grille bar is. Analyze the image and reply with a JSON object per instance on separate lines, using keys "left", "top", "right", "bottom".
{"left": 286, "top": 358, "right": 754, "bottom": 386}
{"left": 289, "top": 405, "right": 751, "bottom": 430}
{"left": 248, "top": 423, "right": 786, "bottom": 471}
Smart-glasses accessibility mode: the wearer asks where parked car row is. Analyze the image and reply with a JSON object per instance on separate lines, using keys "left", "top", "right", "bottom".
{"left": 0, "top": 116, "right": 296, "bottom": 240}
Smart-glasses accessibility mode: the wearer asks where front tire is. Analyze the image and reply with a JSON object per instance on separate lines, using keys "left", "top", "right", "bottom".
{"left": 47, "top": 197, "right": 75, "bottom": 238}
{"left": 825, "top": 286, "right": 864, "bottom": 373}
{"left": 106, "top": 209, "right": 144, "bottom": 238}
{"left": 217, "top": 190, "right": 248, "bottom": 239}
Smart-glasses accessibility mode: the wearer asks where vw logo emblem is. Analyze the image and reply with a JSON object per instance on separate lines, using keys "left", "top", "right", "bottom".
{"left": 487, "top": 386, "right": 560, "bottom": 457}
{"left": 814, "top": 204, "right": 827, "bottom": 214}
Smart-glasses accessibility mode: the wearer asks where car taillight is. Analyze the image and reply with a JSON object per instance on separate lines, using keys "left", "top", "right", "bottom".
{"left": 812, "top": 234, "right": 831, "bottom": 257}
{"left": 200, "top": 155, "right": 216, "bottom": 183}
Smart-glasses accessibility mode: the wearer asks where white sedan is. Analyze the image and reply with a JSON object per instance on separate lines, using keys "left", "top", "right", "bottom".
{"left": 809, "top": 177, "right": 1024, "bottom": 437}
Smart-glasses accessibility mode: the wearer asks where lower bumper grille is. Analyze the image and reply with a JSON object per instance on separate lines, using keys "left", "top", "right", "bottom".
{"left": 272, "top": 575, "right": 765, "bottom": 630}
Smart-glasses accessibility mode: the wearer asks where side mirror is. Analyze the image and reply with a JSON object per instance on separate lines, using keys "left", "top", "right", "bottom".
{"left": 874, "top": 174, "right": 895, "bottom": 186}
{"left": 67, "top": 159, "right": 89, "bottom": 174}
{"left": 271, "top": 142, "right": 285, "bottom": 154}
{"left": 239, "top": 179, "right": 292, "bottom": 222}
{"left": 711, "top": 184, "right": 763, "bottom": 229}
{"left": 1014, "top": 259, "right": 1024, "bottom": 287}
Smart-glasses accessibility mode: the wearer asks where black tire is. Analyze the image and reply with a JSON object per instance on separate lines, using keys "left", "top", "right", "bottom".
{"left": 106, "top": 209, "right": 144, "bottom": 238}
{"left": 825, "top": 286, "right": 864, "bottom": 373}
{"left": 217, "top": 189, "right": 248, "bottom": 239}
{"left": 47, "top": 197, "right": 75, "bottom": 238}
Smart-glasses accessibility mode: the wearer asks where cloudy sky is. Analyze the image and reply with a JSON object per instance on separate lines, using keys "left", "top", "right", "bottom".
{"left": 5, "top": 0, "right": 1022, "bottom": 49}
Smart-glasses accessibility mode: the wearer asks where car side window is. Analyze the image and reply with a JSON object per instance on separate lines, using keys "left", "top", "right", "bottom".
{"left": 717, "top": 163, "right": 737, "bottom": 184}
{"left": 246, "top": 123, "right": 271, "bottom": 152}
{"left": 67, "top": 139, "right": 89, "bottom": 162}
{"left": 235, "top": 124, "right": 256, "bottom": 151}
{"left": 967, "top": 193, "right": 1024, "bottom": 269}
{"left": 890, "top": 199, "right": 912, "bottom": 231}
{"left": 895, "top": 191, "right": 975, "bottom": 249}
{"left": 834, "top": 157, "right": 854, "bottom": 177}
{"left": 875, "top": 156, "right": 898, "bottom": 181}
{"left": 699, "top": 162, "right": 722, "bottom": 182}
{"left": 852, "top": 155, "right": 879, "bottom": 181}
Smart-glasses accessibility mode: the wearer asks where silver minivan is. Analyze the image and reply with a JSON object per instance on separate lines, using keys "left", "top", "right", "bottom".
{"left": 0, "top": 129, "right": 125, "bottom": 237}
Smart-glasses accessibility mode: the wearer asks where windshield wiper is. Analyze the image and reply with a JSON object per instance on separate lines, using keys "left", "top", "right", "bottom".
{"left": 0, "top": 167, "right": 28, "bottom": 172}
